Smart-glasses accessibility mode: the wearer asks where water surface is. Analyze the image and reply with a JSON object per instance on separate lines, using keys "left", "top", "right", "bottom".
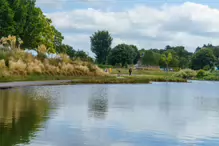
{"left": 1, "top": 81, "right": 219, "bottom": 146}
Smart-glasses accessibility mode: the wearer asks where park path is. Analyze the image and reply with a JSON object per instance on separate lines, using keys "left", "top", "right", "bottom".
{"left": 0, "top": 80, "right": 72, "bottom": 89}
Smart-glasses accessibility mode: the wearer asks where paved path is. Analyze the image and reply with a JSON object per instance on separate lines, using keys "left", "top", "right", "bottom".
{"left": 0, "top": 80, "right": 72, "bottom": 89}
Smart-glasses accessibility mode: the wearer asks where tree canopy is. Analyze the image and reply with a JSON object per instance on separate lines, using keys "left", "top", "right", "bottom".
{"left": 108, "top": 44, "right": 139, "bottom": 67}
{"left": 90, "top": 30, "right": 113, "bottom": 64}
{"left": 191, "top": 48, "right": 216, "bottom": 70}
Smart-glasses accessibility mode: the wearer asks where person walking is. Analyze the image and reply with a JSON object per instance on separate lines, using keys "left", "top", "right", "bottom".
{"left": 129, "top": 68, "right": 132, "bottom": 76}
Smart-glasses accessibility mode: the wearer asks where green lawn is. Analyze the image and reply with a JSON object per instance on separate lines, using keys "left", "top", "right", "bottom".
{"left": 110, "top": 68, "right": 175, "bottom": 76}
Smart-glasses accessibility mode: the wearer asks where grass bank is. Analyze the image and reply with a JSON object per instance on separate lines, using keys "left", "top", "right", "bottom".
{"left": 0, "top": 75, "right": 78, "bottom": 82}
{"left": 71, "top": 76, "right": 187, "bottom": 84}
{"left": 110, "top": 68, "right": 175, "bottom": 76}
{"left": 0, "top": 74, "right": 186, "bottom": 84}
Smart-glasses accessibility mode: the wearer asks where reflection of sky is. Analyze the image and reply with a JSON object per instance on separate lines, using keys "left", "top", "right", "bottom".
{"left": 25, "top": 82, "right": 219, "bottom": 146}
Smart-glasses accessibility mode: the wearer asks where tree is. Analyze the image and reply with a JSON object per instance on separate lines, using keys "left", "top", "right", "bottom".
{"left": 108, "top": 44, "right": 136, "bottom": 67}
{"left": 179, "top": 57, "right": 189, "bottom": 69}
{"left": 191, "top": 48, "right": 216, "bottom": 70}
{"left": 52, "top": 26, "right": 64, "bottom": 53}
{"left": 90, "top": 30, "right": 112, "bottom": 64}
{"left": 129, "top": 45, "right": 140, "bottom": 64}
{"left": 57, "top": 44, "right": 75, "bottom": 58}
{"left": 161, "top": 52, "right": 172, "bottom": 70}
{"left": 142, "top": 50, "right": 160, "bottom": 66}
{"left": 75, "top": 50, "right": 93, "bottom": 62}
{"left": 195, "top": 47, "right": 201, "bottom": 53}
{"left": 0, "top": 0, "right": 15, "bottom": 37}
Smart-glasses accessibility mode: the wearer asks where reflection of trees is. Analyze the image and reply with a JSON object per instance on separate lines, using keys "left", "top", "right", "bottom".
{"left": 159, "top": 83, "right": 170, "bottom": 115}
{"left": 194, "top": 96, "right": 219, "bottom": 111}
{"left": 0, "top": 88, "right": 51, "bottom": 146}
{"left": 88, "top": 87, "right": 108, "bottom": 119}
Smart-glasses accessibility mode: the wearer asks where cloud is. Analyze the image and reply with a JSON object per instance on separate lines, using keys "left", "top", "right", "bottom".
{"left": 36, "top": 0, "right": 67, "bottom": 9}
{"left": 45, "top": 2, "right": 219, "bottom": 55}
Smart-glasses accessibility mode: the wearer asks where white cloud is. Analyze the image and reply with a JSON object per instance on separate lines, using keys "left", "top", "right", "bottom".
{"left": 36, "top": 0, "right": 67, "bottom": 9}
{"left": 45, "top": 2, "right": 219, "bottom": 55}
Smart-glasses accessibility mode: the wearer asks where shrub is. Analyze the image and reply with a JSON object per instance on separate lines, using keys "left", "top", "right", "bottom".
{"left": 37, "top": 52, "right": 47, "bottom": 61}
{"left": 9, "top": 59, "right": 27, "bottom": 75}
{"left": 196, "top": 69, "right": 209, "bottom": 78}
{"left": 98, "top": 64, "right": 113, "bottom": 69}
{"left": 203, "top": 65, "right": 210, "bottom": 71}
{"left": 58, "top": 53, "right": 71, "bottom": 63}
{"left": 0, "top": 59, "right": 6, "bottom": 68}
{"left": 37, "top": 44, "right": 47, "bottom": 54}
{"left": 27, "top": 59, "right": 44, "bottom": 74}
{"left": 11, "top": 50, "right": 26, "bottom": 61}
{"left": 173, "top": 69, "right": 197, "bottom": 79}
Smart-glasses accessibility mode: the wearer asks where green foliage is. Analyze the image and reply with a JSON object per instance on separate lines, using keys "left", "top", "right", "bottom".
{"left": 98, "top": 64, "right": 113, "bottom": 69}
{"left": 129, "top": 45, "right": 140, "bottom": 64}
{"left": 0, "top": 0, "right": 15, "bottom": 36}
{"left": 142, "top": 50, "right": 160, "bottom": 66}
{"left": 75, "top": 50, "right": 93, "bottom": 62}
{"left": 196, "top": 69, "right": 209, "bottom": 78}
{"left": 108, "top": 44, "right": 137, "bottom": 67}
{"left": 0, "top": 0, "right": 65, "bottom": 53}
{"left": 173, "top": 69, "right": 197, "bottom": 79}
{"left": 160, "top": 52, "right": 172, "bottom": 68}
{"left": 203, "top": 65, "right": 210, "bottom": 71}
{"left": 191, "top": 48, "right": 216, "bottom": 70}
{"left": 90, "top": 30, "right": 113, "bottom": 64}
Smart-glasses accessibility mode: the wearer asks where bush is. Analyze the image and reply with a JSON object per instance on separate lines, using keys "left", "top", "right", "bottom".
{"left": 196, "top": 69, "right": 209, "bottom": 78}
{"left": 173, "top": 69, "right": 197, "bottom": 79}
{"left": 98, "top": 64, "right": 113, "bottom": 69}
{"left": 203, "top": 65, "right": 210, "bottom": 71}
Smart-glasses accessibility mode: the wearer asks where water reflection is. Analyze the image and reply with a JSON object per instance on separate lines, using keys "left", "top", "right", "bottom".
{"left": 1, "top": 82, "right": 219, "bottom": 146}
{"left": 0, "top": 88, "right": 51, "bottom": 146}
{"left": 88, "top": 86, "right": 108, "bottom": 119}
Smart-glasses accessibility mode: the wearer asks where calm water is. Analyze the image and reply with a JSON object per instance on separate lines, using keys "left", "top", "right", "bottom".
{"left": 1, "top": 81, "right": 219, "bottom": 146}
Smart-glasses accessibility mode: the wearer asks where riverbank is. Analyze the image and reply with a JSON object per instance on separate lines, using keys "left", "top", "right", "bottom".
{"left": 71, "top": 76, "right": 186, "bottom": 84}
{"left": 0, "top": 80, "right": 72, "bottom": 89}
{"left": 0, "top": 75, "right": 187, "bottom": 89}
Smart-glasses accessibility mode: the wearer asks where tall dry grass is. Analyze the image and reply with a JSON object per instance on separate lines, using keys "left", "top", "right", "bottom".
{"left": 0, "top": 36, "right": 106, "bottom": 77}
{"left": 0, "top": 50, "right": 106, "bottom": 77}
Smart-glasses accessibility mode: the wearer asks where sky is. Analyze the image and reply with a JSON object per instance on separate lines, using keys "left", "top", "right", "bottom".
{"left": 36, "top": 0, "right": 219, "bottom": 56}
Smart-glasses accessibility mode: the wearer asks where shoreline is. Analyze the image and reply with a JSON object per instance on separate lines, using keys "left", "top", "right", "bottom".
{"left": 0, "top": 80, "right": 72, "bottom": 89}
{"left": 1, "top": 78, "right": 219, "bottom": 90}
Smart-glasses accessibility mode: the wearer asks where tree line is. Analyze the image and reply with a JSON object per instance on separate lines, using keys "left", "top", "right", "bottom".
{"left": 0, "top": 0, "right": 92, "bottom": 61}
{"left": 90, "top": 30, "right": 219, "bottom": 70}
{"left": 1, "top": 0, "right": 218, "bottom": 70}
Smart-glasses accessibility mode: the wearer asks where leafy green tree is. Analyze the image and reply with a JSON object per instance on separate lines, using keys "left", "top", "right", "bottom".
{"left": 142, "top": 50, "right": 160, "bottom": 66}
{"left": 179, "top": 57, "right": 189, "bottom": 69}
{"left": 191, "top": 48, "right": 216, "bottom": 70}
{"left": 195, "top": 47, "right": 201, "bottom": 53}
{"left": 129, "top": 45, "right": 140, "bottom": 64}
{"left": 75, "top": 50, "right": 93, "bottom": 62}
{"left": 108, "top": 44, "right": 136, "bottom": 67}
{"left": 52, "top": 26, "right": 64, "bottom": 52}
{"left": 161, "top": 52, "right": 172, "bottom": 70}
{"left": 57, "top": 44, "right": 75, "bottom": 58}
{"left": 90, "top": 30, "right": 113, "bottom": 64}
{"left": 0, "top": 0, "right": 15, "bottom": 36}
{"left": 8, "top": 0, "right": 28, "bottom": 37}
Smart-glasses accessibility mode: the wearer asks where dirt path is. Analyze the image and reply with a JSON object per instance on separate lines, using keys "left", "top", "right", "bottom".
{"left": 0, "top": 80, "right": 72, "bottom": 89}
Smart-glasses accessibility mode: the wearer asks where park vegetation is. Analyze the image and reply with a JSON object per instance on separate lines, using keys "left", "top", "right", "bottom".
{"left": 0, "top": 0, "right": 218, "bottom": 82}
{"left": 90, "top": 31, "right": 219, "bottom": 80}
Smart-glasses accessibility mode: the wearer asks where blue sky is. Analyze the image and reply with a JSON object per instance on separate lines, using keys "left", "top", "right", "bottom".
{"left": 36, "top": 0, "right": 219, "bottom": 56}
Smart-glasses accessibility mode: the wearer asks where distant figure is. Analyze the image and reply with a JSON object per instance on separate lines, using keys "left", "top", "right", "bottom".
{"left": 129, "top": 68, "right": 132, "bottom": 76}
{"left": 109, "top": 68, "right": 112, "bottom": 73}
{"left": 105, "top": 68, "right": 108, "bottom": 73}
{"left": 117, "top": 69, "right": 121, "bottom": 77}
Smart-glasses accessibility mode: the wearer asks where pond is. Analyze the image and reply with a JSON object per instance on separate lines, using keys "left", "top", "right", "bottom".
{"left": 1, "top": 81, "right": 219, "bottom": 146}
